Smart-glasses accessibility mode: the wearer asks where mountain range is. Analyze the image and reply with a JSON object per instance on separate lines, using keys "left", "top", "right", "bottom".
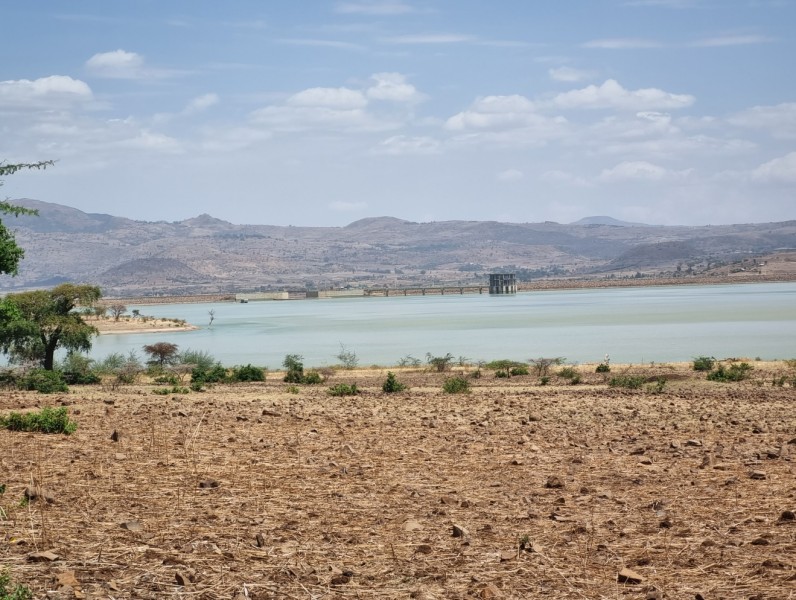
{"left": 4, "top": 199, "right": 796, "bottom": 297}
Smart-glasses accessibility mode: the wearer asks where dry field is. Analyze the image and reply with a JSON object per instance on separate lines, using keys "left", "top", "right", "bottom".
{"left": 1, "top": 362, "right": 795, "bottom": 599}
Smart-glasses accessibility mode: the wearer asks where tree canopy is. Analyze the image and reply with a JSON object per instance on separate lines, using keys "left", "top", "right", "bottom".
{"left": 0, "top": 284, "right": 102, "bottom": 370}
{"left": 0, "top": 161, "right": 52, "bottom": 276}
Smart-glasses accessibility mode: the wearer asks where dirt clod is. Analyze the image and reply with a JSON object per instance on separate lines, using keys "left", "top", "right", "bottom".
{"left": 618, "top": 567, "right": 643, "bottom": 584}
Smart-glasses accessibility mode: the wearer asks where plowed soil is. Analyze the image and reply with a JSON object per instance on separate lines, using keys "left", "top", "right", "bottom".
{"left": 1, "top": 362, "right": 795, "bottom": 599}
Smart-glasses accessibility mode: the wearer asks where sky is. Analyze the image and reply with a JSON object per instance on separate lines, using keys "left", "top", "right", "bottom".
{"left": 1, "top": 0, "right": 795, "bottom": 227}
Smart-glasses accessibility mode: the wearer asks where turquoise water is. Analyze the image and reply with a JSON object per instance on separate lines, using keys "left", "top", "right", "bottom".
{"left": 87, "top": 282, "right": 796, "bottom": 368}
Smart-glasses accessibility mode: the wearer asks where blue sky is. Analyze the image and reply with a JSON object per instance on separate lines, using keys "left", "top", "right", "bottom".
{"left": 2, "top": 0, "right": 794, "bottom": 226}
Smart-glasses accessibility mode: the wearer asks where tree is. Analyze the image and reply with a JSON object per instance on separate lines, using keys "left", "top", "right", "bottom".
{"left": 0, "top": 161, "right": 53, "bottom": 276}
{"left": 0, "top": 284, "right": 102, "bottom": 370}
{"left": 108, "top": 303, "right": 127, "bottom": 321}
{"left": 143, "top": 342, "right": 180, "bottom": 368}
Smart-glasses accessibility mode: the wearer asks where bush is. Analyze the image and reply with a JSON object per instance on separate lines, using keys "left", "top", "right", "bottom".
{"left": 382, "top": 371, "right": 407, "bottom": 393}
{"left": 0, "top": 406, "right": 77, "bottom": 435}
{"left": 230, "top": 364, "right": 266, "bottom": 382}
{"left": 443, "top": 376, "right": 470, "bottom": 394}
{"left": 558, "top": 366, "right": 578, "bottom": 380}
{"left": 154, "top": 373, "right": 180, "bottom": 385}
{"left": 595, "top": 363, "right": 611, "bottom": 373}
{"left": 191, "top": 363, "right": 228, "bottom": 385}
{"left": 336, "top": 344, "right": 358, "bottom": 369}
{"left": 647, "top": 377, "right": 667, "bottom": 394}
{"left": 59, "top": 352, "right": 100, "bottom": 384}
{"left": 495, "top": 370, "right": 509, "bottom": 378}
{"left": 152, "top": 386, "right": 189, "bottom": 395}
{"left": 283, "top": 354, "right": 304, "bottom": 383}
{"left": 302, "top": 371, "right": 324, "bottom": 385}
{"left": 0, "top": 570, "right": 33, "bottom": 600}
{"left": 18, "top": 369, "right": 68, "bottom": 394}
{"left": 94, "top": 352, "right": 126, "bottom": 374}
{"left": 510, "top": 365, "right": 529, "bottom": 376}
{"left": 707, "top": 362, "right": 753, "bottom": 382}
{"left": 608, "top": 375, "right": 645, "bottom": 389}
{"left": 539, "top": 376, "right": 550, "bottom": 386}
{"left": 529, "top": 357, "right": 565, "bottom": 376}
{"left": 426, "top": 352, "right": 454, "bottom": 373}
{"left": 328, "top": 383, "right": 359, "bottom": 396}
{"left": 398, "top": 355, "right": 421, "bottom": 368}
{"left": 693, "top": 356, "right": 716, "bottom": 371}
{"left": 179, "top": 349, "right": 217, "bottom": 371}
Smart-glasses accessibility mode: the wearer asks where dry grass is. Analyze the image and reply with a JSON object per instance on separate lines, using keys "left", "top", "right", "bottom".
{"left": 1, "top": 362, "right": 794, "bottom": 599}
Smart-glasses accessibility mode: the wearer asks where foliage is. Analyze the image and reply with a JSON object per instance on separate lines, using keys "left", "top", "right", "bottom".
{"left": 595, "top": 362, "right": 611, "bottom": 373}
{"left": 0, "top": 406, "right": 76, "bottom": 434}
{"left": 510, "top": 365, "right": 529, "bottom": 376}
{"left": 485, "top": 359, "right": 524, "bottom": 371}
{"left": 179, "top": 349, "right": 217, "bottom": 371}
{"left": 442, "top": 376, "right": 470, "bottom": 394}
{"left": 539, "top": 376, "right": 550, "bottom": 385}
{"left": 558, "top": 366, "right": 578, "bottom": 379}
{"left": 302, "top": 371, "right": 324, "bottom": 385}
{"left": 692, "top": 356, "right": 716, "bottom": 372}
{"left": 608, "top": 375, "right": 645, "bottom": 389}
{"left": 230, "top": 364, "right": 266, "bottom": 382}
{"left": 0, "top": 569, "right": 33, "bottom": 600}
{"left": 286, "top": 385, "right": 299, "bottom": 394}
{"left": 94, "top": 352, "right": 126, "bottom": 374}
{"left": 336, "top": 343, "right": 358, "bottom": 369}
{"left": 112, "top": 351, "right": 145, "bottom": 386}
{"left": 283, "top": 354, "right": 304, "bottom": 383}
{"left": 382, "top": 371, "right": 407, "bottom": 393}
{"left": 0, "top": 284, "right": 102, "bottom": 370}
{"left": 529, "top": 357, "right": 565, "bottom": 376}
{"left": 706, "top": 362, "right": 753, "bottom": 382}
{"left": 647, "top": 377, "right": 667, "bottom": 394}
{"left": 59, "top": 352, "right": 101, "bottom": 385}
{"left": 426, "top": 352, "right": 454, "bottom": 372}
{"left": 152, "top": 386, "right": 190, "bottom": 395}
{"left": 328, "top": 383, "right": 359, "bottom": 396}
{"left": 398, "top": 354, "right": 421, "bottom": 368}
{"left": 154, "top": 373, "right": 180, "bottom": 386}
{"left": 0, "top": 161, "right": 52, "bottom": 277}
{"left": 142, "top": 342, "right": 180, "bottom": 368}
{"left": 18, "top": 369, "right": 69, "bottom": 393}
{"left": 108, "top": 303, "right": 127, "bottom": 321}
{"left": 191, "top": 364, "right": 228, "bottom": 385}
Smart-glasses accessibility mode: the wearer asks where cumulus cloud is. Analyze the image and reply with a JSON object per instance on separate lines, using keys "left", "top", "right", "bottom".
{"left": 0, "top": 75, "right": 92, "bottom": 109}
{"left": 552, "top": 79, "right": 695, "bottom": 111}
{"left": 184, "top": 93, "right": 219, "bottom": 114}
{"left": 85, "top": 49, "right": 146, "bottom": 78}
{"left": 751, "top": 152, "right": 796, "bottom": 183}
{"left": 287, "top": 87, "right": 367, "bottom": 109}
{"left": 445, "top": 95, "right": 538, "bottom": 130}
{"left": 729, "top": 102, "right": 796, "bottom": 139}
{"left": 366, "top": 73, "right": 424, "bottom": 103}
{"left": 496, "top": 169, "right": 524, "bottom": 182}
{"left": 598, "top": 160, "right": 692, "bottom": 182}
{"left": 373, "top": 135, "right": 440, "bottom": 155}
{"left": 549, "top": 66, "right": 597, "bottom": 82}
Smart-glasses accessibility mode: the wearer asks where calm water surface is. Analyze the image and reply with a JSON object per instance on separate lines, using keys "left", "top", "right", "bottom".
{"left": 89, "top": 282, "right": 796, "bottom": 368}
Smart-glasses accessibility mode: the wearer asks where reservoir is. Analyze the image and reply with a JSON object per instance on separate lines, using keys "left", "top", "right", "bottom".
{"left": 91, "top": 282, "right": 796, "bottom": 368}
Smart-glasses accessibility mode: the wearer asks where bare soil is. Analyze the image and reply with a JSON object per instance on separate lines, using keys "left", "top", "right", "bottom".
{"left": 1, "top": 362, "right": 795, "bottom": 599}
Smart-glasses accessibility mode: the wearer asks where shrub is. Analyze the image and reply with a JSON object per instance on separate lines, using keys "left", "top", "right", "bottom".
{"left": 398, "top": 354, "right": 421, "bottom": 368}
{"left": 707, "top": 362, "right": 753, "bottom": 382}
{"left": 94, "top": 352, "right": 126, "bottom": 374}
{"left": 558, "top": 366, "right": 578, "bottom": 380}
{"left": 283, "top": 354, "right": 304, "bottom": 383}
{"left": 0, "top": 406, "right": 76, "bottom": 435}
{"left": 529, "top": 357, "right": 565, "bottom": 376}
{"left": 230, "top": 364, "right": 266, "bottom": 382}
{"left": 693, "top": 356, "right": 716, "bottom": 371}
{"left": 426, "top": 352, "right": 454, "bottom": 373}
{"left": 328, "top": 383, "right": 359, "bottom": 397}
{"left": 495, "top": 370, "right": 509, "bottom": 378}
{"left": 595, "top": 363, "right": 611, "bottom": 373}
{"left": 18, "top": 369, "right": 68, "bottom": 394}
{"left": 568, "top": 373, "right": 581, "bottom": 385}
{"left": 191, "top": 363, "right": 228, "bottom": 385}
{"left": 336, "top": 344, "right": 358, "bottom": 369}
{"left": 59, "top": 352, "right": 100, "bottom": 384}
{"left": 510, "top": 365, "right": 529, "bottom": 376}
{"left": 302, "top": 371, "right": 323, "bottom": 385}
{"left": 154, "top": 373, "right": 180, "bottom": 385}
{"left": 647, "top": 377, "right": 667, "bottom": 394}
{"left": 539, "top": 376, "right": 550, "bottom": 386}
{"left": 608, "top": 375, "right": 645, "bottom": 389}
{"left": 152, "top": 386, "right": 189, "bottom": 395}
{"left": 382, "top": 371, "right": 407, "bottom": 393}
{"left": 0, "top": 570, "right": 33, "bottom": 600}
{"left": 443, "top": 376, "right": 470, "bottom": 394}
{"left": 179, "top": 349, "right": 217, "bottom": 371}
{"left": 286, "top": 385, "right": 299, "bottom": 394}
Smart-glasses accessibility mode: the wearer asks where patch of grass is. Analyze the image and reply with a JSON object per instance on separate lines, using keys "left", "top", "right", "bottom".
{"left": 692, "top": 356, "right": 716, "bottom": 371}
{"left": 510, "top": 365, "right": 529, "bottom": 376}
{"left": 442, "top": 376, "right": 470, "bottom": 394}
{"left": 0, "top": 570, "right": 33, "bottom": 600}
{"left": 152, "top": 386, "right": 190, "bottom": 395}
{"left": 286, "top": 385, "right": 300, "bottom": 394}
{"left": 382, "top": 371, "right": 407, "bottom": 393}
{"left": 646, "top": 377, "right": 667, "bottom": 394}
{"left": 706, "top": 362, "right": 753, "bottom": 382}
{"left": 595, "top": 362, "right": 611, "bottom": 373}
{"left": 328, "top": 383, "right": 359, "bottom": 397}
{"left": 0, "top": 406, "right": 77, "bottom": 435}
{"left": 608, "top": 375, "right": 645, "bottom": 389}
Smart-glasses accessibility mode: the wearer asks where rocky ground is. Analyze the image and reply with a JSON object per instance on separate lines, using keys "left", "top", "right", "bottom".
{"left": 1, "top": 361, "right": 794, "bottom": 599}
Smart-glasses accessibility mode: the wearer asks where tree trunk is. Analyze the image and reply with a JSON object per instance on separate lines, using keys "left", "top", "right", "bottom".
{"left": 43, "top": 336, "right": 59, "bottom": 370}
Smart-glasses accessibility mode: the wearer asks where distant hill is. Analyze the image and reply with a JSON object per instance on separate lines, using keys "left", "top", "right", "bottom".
{"left": 4, "top": 199, "right": 796, "bottom": 296}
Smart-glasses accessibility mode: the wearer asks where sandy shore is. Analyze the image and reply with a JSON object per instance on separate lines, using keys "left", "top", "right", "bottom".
{"left": 90, "top": 316, "right": 198, "bottom": 335}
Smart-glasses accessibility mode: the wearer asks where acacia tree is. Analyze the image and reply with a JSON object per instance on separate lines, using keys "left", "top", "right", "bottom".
{"left": 143, "top": 342, "right": 180, "bottom": 368}
{"left": 108, "top": 303, "right": 127, "bottom": 321}
{"left": 0, "top": 284, "right": 102, "bottom": 370}
{"left": 0, "top": 161, "right": 52, "bottom": 276}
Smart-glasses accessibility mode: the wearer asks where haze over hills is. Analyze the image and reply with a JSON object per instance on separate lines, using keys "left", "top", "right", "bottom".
{"left": 5, "top": 199, "right": 796, "bottom": 297}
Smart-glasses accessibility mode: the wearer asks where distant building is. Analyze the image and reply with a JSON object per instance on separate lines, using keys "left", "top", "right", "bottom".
{"left": 489, "top": 273, "right": 516, "bottom": 294}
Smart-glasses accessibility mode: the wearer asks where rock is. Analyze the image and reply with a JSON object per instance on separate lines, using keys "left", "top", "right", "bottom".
{"left": 670, "top": 441, "right": 681, "bottom": 449}
{"left": 480, "top": 583, "right": 502, "bottom": 598}
{"left": 778, "top": 510, "right": 795, "bottom": 522}
{"left": 255, "top": 533, "right": 266, "bottom": 547}
{"left": 528, "top": 414, "right": 541, "bottom": 422}
{"left": 114, "top": 453, "right": 126, "bottom": 461}
{"left": 175, "top": 572, "right": 189, "bottom": 586}
{"left": 749, "top": 470, "right": 767, "bottom": 480}
{"left": 110, "top": 430, "right": 119, "bottom": 442}
{"left": 24, "top": 485, "right": 55, "bottom": 504}
{"left": 103, "top": 399, "right": 115, "bottom": 405}
{"left": 545, "top": 476, "right": 565, "bottom": 489}
{"left": 199, "top": 479, "right": 219, "bottom": 489}
{"left": 28, "top": 550, "right": 59, "bottom": 562}
{"left": 510, "top": 458, "right": 523, "bottom": 466}
{"left": 415, "top": 544, "right": 433, "bottom": 554}
{"left": 330, "top": 574, "right": 350, "bottom": 585}
{"left": 120, "top": 520, "right": 142, "bottom": 532}
{"left": 261, "top": 409, "right": 281, "bottom": 417}
{"left": 617, "top": 567, "right": 643, "bottom": 584}
{"left": 750, "top": 537, "right": 770, "bottom": 545}
{"left": 452, "top": 524, "right": 469, "bottom": 538}
{"left": 404, "top": 520, "right": 423, "bottom": 532}
{"left": 499, "top": 551, "right": 515, "bottom": 562}
{"left": 685, "top": 439, "right": 702, "bottom": 447}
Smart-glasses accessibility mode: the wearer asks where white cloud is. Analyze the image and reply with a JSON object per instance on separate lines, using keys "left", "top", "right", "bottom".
{"left": 366, "top": 73, "right": 424, "bottom": 103}
{"left": 541, "top": 170, "right": 592, "bottom": 187}
{"left": 115, "top": 130, "right": 183, "bottom": 153}
{"left": 549, "top": 66, "right": 597, "bottom": 83}
{"left": 330, "top": 200, "right": 368, "bottom": 211}
{"left": 552, "top": 79, "right": 695, "bottom": 111}
{"left": 496, "top": 169, "right": 524, "bottom": 182}
{"left": 729, "top": 102, "right": 796, "bottom": 139}
{"left": 0, "top": 75, "right": 92, "bottom": 109}
{"left": 690, "top": 34, "right": 773, "bottom": 47}
{"left": 374, "top": 135, "right": 440, "bottom": 155}
{"left": 276, "top": 39, "right": 365, "bottom": 51}
{"left": 752, "top": 152, "right": 796, "bottom": 183}
{"left": 383, "top": 33, "right": 475, "bottom": 44}
{"left": 581, "top": 38, "right": 662, "bottom": 49}
{"left": 335, "top": 1, "right": 415, "bottom": 15}
{"left": 287, "top": 87, "right": 367, "bottom": 109}
{"left": 85, "top": 49, "right": 145, "bottom": 78}
{"left": 598, "top": 160, "right": 692, "bottom": 182}
{"left": 445, "top": 95, "right": 539, "bottom": 130}
{"left": 184, "top": 93, "right": 219, "bottom": 114}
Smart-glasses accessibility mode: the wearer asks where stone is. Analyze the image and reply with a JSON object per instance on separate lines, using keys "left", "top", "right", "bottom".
{"left": 480, "top": 583, "right": 502, "bottom": 599}
{"left": 617, "top": 567, "right": 643, "bottom": 584}
{"left": 120, "top": 520, "right": 142, "bottom": 532}
{"left": 415, "top": 544, "right": 433, "bottom": 554}
{"left": 749, "top": 470, "right": 767, "bottom": 480}
{"left": 404, "top": 520, "right": 423, "bottom": 532}
{"left": 778, "top": 510, "right": 795, "bottom": 522}
{"left": 330, "top": 574, "right": 350, "bottom": 585}
{"left": 545, "top": 476, "right": 565, "bottom": 489}
{"left": 175, "top": 572, "right": 189, "bottom": 586}
{"left": 685, "top": 439, "right": 702, "bottom": 447}
{"left": 28, "top": 550, "right": 59, "bottom": 562}
{"left": 255, "top": 533, "right": 266, "bottom": 547}
{"left": 452, "top": 524, "right": 469, "bottom": 538}
{"left": 199, "top": 479, "right": 219, "bottom": 489}
{"left": 110, "top": 430, "right": 119, "bottom": 442}
{"left": 750, "top": 537, "right": 770, "bottom": 545}
{"left": 24, "top": 485, "right": 55, "bottom": 504}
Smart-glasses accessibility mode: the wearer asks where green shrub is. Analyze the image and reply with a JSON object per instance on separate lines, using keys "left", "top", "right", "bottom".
{"left": 283, "top": 354, "right": 305, "bottom": 383}
{"left": 558, "top": 366, "right": 578, "bottom": 380}
{"left": 19, "top": 369, "right": 68, "bottom": 394}
{"left": 485, "top": 359, "right": 524, "bottom": 372}
{"left": 0, "top": 406, "right": 76, "bottom": 435}
{"left": 693, "top": 356, "right": 716, "bottom": 371}
{"left": 510, "top": 365, "right": 529, "bottom": 376}
{"left": 495, "top": 370, "right": 509, "bottom": 378}
{"left": 336, "top": 344, "right": 358, "bottom": 369}
{"left": 647, "top": 377, "right": 667, "bottom": 394}
{"left": 0, "top": 570, "right": 33, "bottom": 600}
{"left": 382, "top": 371, "right": 407, "bottom": 393}
{"left": 230, "top": 364, "right": 266, "bottom": 382}
{"left": 328, "top": 383, "right": 359, "bottom": 396}
{"left": 301, "top": 371, "right": 324, "bottom": 385}
{"left": 539, "top": 376, "right": 550, "bottom": 386}
{"left": 154, "top": 373, "right": 180, "bottom": 385}
{"left": 286, "top": 385, "right": 299, "bottom": 394}
{"left": 398, "top": 355, "right": 421, "bottom": 367}
{"left": 595, "top": 363, "right": 611, "bottom": 373}
{"left": 179, "top": 349, "right": 217, "bottom": 371}
{"left": 59, "top": 352, "right": 100, "bottom": 385}
{"left": 568, "top": 373, "right": 581, "bottom": 385}
{"left": 426, "top": 352, "right": 454, "bottom": 372}
{"left": 707, "top": 362, "right": 753, "bottom": 382}
{"left": 442, "top": 376, "right": 470, "bottom": 394}
{"left": 191, "top": 364, "right": 228, "bottom": 385}
{"left": 608, "top": 375, "right": 645, "bottom": 389}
